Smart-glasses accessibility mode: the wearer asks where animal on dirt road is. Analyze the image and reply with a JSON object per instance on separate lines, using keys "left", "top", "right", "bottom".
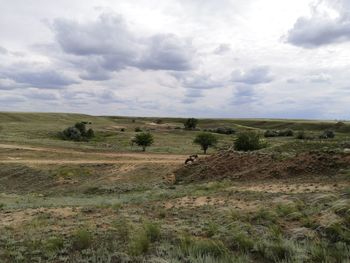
{"left": 185, "top": 154, "right": 198, "bottom": 164}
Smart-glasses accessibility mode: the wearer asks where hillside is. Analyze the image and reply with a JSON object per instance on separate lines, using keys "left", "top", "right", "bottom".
{"left": 0, "top": 112, "right": 349, "bottom": 262}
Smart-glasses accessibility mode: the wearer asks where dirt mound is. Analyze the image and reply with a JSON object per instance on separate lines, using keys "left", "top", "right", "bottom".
{"left": 175, "top": 151, "right": 350, "bottom": 183}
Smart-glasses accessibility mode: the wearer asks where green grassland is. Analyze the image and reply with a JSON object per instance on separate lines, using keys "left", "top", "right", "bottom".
{"left": 0, "top": 112, "right": 349, "bottom": 262}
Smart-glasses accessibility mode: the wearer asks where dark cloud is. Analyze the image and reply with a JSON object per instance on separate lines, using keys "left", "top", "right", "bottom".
{"left": 3, "top": 68, "right": 79, "bottom": 89}
{"left": 53, "top": 14, "right": 136, "bottom": 57}
{"left": 309, "top": 73, "right": 331, "bottom": 83}
{"left": 180, "top": 73, "right": 221, "bottom": 90}
{"left": 0, "top": 46, "right": 8, "bottom": 54}
{"left": 0, "top": 94, "right": 26, "bottom": 103}
{"left": 185, "top": 88, "right": 204, "bottom": 98}
{"left": 23, "top": 89, "right": 59, "bottom": 100}
{"left": 213, "top": 44, "right": 231, "bottom": 55}
{"left": 231, "top": 84, "right": 258, "bottom": 105}
{"left": 0, "top": 78, "right": 21, "bottom": 90}
{"left": 232, "top": 66, "right": 273, "bottom": 85}
{"left": 286, "top": 1, "right": 350, "bottom": 48}
{"left": 138, "top": 34, "right": 194, "bottom": 71}
{"left": 51, "top": 13, "right": 196, "bottom": 80}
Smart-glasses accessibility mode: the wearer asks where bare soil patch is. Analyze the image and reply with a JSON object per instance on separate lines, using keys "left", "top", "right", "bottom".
{"left": 175, "top": 150, "right": 350, "bottom": 182}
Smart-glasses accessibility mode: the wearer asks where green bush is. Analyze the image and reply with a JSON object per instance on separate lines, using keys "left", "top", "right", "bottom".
{"left": 129, "top": 231, "right": 150, "bottom": 256}
{"left": 234, "top": 132, "right": 266, "bottom": 151}
{"left": 264, "top": 129, "right": 294, "bottom": 137}
{"left": 319, "top": 130, "right": 335, "bottom": 139}
{"left": 279, "top": 129, "right": 294, "bottom": 136}
{"left": 194, "top": 132, "right": 218, "bottom": 154}
{"left": 61, "top": 122, "right": 94, "bottom": 141}
{"left": 179, "top": 235, "right": 229, "bottom": 258}
{"left": 112, "top": 217, "right": 130, "bottom": 242}
{"left": 133, "top": 132, "right": 154, "bottom": 151}
{"left": 72, "top": 229, "right": 93, "bottom": 250}
{"left": 184, "top": 118, "right": 198, "bottom": 130}
{"left": 228, "top": 232, "right": 254, "bottom": 252}
{"left": 264, "top": 130, "right": 279, "bottom": 137}
{"left": 295, "top": 131, "right": 312, "bottom": 140}
{"left": 86, "top": 128, "right": 94, "bottom": 139}
{"left": 143, "top": 221, "right": 161, "bottom": 242}
{"left": 45, "top": 237, "right": 64, "bottom": 252}
{"left": 208, "top": 127, "right": 235, "bottom": 135}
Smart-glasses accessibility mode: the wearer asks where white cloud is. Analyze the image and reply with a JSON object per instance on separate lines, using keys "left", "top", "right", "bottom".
{"left": 0, "top": 0, "right": 349, "bottom": 119}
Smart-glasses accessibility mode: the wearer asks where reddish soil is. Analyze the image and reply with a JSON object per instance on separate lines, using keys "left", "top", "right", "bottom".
{"left": 175, "top": 150, "right": 350, "bottom": 182}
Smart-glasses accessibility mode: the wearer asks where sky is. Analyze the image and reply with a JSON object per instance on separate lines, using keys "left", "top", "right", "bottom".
{"left": 0, "top": 0, "right": 349, "bottom": 119}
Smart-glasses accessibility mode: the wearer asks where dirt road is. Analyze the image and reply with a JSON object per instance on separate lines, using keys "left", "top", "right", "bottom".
{"left": 0, "top": 143, "right": 188, "bottom": 164}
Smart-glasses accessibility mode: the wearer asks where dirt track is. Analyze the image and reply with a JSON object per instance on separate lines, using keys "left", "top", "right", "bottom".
{"left": 0, "top": 143, "right": 187, "bottom": 164}
{"left": 0, "top": 159, "right": 183, "bottom": 164}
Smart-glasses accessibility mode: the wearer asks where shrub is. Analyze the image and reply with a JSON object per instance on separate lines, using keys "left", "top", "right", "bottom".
{"left": 134, "top": 127, "right": 142, "bottom": 132}
{"left": 86, "top": 128, "right": 94, "bottom": 139}
{"left": 180, "top": 235, "right": 229, "bottom": 258}
{"left": 129, "top": 231, "right": 150, "bottom": 256}
{"left": 319, "top": 130, "right": 335, "bottom": 139}
{"left": 155, "top": 119, "right": 163, "bottom": 124}
{"left": 255, "top": 239, "right": 295, "bottom": 262}
{"left": 295, "top": 131, "right": 307, "bottom": 140}
{"left": 133, "top": 132, "right": 154, "bottom": 151}
{"left": 62, "top": 127, "right": 83, "bottom": 141}
{"left": 45, "top": 236, "right": 64, "bottom": 252}
{"left": 72, "top": 229, "right": 93, "bottom": 250}
{"left": 264, "top": 129, "right": 294, "bottom": 137}
{"left": 184, "top": 118, "right": 198, "bottom": 130}
{"left": 194, "top": 132, "right": 218, "bottom": 154}
{"left": 61, "top": 122, "right": 94, "bottom": 141}
{"left": 249, "top": 208, "right": 277, "bottom": 225}
{"left": 264, "top": 130, "right": 279, "bottom": 137}
{"left": 112, "top": 217, "right": 130, "bottom": 242}
{"left": 234, "top": 132, "right": 265, "bottom": 151}
{"left": 143, "top": 221, "right": 161, "bottom": 242}
{"left": 213, "top": 127, "right": 236, "bottom": 135}
{"left": 204, "top": 221, "right": 219, "bottom": 238}
{"left": 74, "top": 122, "right": 87, "bottom": 136}
{"left": 279, "top": 129, "right": 294, "bottom": 136}
{"left": 228, "top": 232, "right": 254, "bottom": 252}
{"left": 120, "top": 128, "right": 125, "bottom": 132}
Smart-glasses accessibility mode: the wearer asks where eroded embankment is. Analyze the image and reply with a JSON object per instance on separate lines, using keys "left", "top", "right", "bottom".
{"left": 175, "top": 150, "right": 350, "bottom": 183}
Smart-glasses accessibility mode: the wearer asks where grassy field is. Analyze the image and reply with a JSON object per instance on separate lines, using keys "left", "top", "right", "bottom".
{"left": 0, "top": 112, "right": 349, "bottom": 262}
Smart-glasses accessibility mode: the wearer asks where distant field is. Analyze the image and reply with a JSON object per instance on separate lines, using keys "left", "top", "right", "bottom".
{"left": 0, "top": 112, "right": 349, "bottom": 262}
{"left": 1, "top": 112, "right": 349, "bottom": 154}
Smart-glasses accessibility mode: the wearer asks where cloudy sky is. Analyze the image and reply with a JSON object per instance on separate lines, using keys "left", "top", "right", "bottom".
{"left": 0, "top": 0, "right": 349, "bottom": 119}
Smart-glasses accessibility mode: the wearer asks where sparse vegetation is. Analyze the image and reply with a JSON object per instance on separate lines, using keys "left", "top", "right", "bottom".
{"left": 0, "top": 112, "right": 349, "bottom": 262}
{"left": 234, "top": 131, "right": 266, "bottom": 151}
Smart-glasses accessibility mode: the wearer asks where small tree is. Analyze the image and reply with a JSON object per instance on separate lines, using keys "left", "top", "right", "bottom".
{"left": 134, "top": 132, "right": 154, "bottom": 151}
{"left": 194, "top": 132, "right": 218, "bottom": 154}
{"left": 234, "top": 132, "right": 265, "bottom": 151}
{"left": 184, "top": 118, "right": 198, "bottom": 130}
{"left": 74, "top": 122, "right": 87, "bottom": 136}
